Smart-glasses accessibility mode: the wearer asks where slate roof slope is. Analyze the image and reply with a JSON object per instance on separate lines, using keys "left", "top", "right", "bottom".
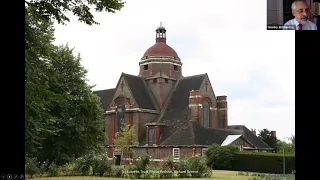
{"left": 158, "top": 74, "right": 207, "bottom": 145}
{"left": 93, "top": 88, "right": 116, "bottom": 110}
{"left": 192, "top": 122, "right": 243, "bottom": 146}
{"left": 122, "top": 73, "right": 158, "bottom": 110}
{"left": 228, "top": 125, "right": 271, "bottom": 149}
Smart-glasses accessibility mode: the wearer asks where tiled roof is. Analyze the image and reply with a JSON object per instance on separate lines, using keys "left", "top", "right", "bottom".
{"left": 93, "top": 88, "right": 116, "bottom": 111}
{"left": 122, "top": 73, "right": 158, "bottom": 110}
{"left": 143, "top": 42, "right": 179, "bottom": 58}
{"left": 157, "top": 74, "right": 207, "bottom": 145}
{"left": 192, "top": 123, "right": 243, "bottom": 145}
{"left": 228, "top": 125, "right": 271, "bottom": 149}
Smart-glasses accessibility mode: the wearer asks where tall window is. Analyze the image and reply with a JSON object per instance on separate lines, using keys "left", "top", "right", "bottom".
{"left": 148, "top": 128, "right": 154, "bottom": 145}
{"left": 202, "top": 101, "right": 210, "bottom": 128}
{"left": 117, "top": 100, "right": 125, "bottom": 132}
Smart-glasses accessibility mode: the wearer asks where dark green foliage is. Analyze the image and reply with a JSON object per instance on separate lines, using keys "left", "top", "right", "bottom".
{"left": 177, "top": 156, "right": 189, "bottom": 178}
{"left": 129, "top": 155, "right": 150, "bottom": 179}
{"left": 25, "top": 157, "right": 39, "bottom": 178}
{"left": 25, "top": 0, "right": 125, "bottom": 25}
{"left": 25, "top": 0, "right": 124, "bottom": 166}
{"left": 47, "top": 163, "right": 59, "bottom": 176}
{"left": 258, "top": 129, "right": 278, "bottom": 151}
{"left": 188, "top": 156, "right": 212, "bottom": 178}
{"left": 59, "top": 163, "right": 76, "bottom": 176}
{"left": 206, "top": 144, "right": 240, "bottom": 170}
{"left": 160, "top": 155, "right": 177, "bottom": 179}
{"left": 74, "top": 156, "right": 91, "bottom": 175}
{"left": 38, "top": 161, "right": 49, "bottom": 177}
{"left": 112, "top": 166, "right": 123, "bottom": 178}
{"left": 92, "top": 153, "right": 113, "bottom": 177}
{"left": 231, "top": 152, "right": 295, "bottom": 174}
{"left": 277, "top": 140, "right": 295, "bottom": 154}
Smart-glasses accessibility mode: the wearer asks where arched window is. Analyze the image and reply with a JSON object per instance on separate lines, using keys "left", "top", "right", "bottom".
{"left": 116, "top": 100, "right": 125, "bottom": 132}
{"left": 202, "top": 101, "right": 210, "bottom": 128}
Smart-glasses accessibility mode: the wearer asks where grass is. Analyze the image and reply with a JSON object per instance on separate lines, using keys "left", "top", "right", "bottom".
{"left": 29, "top": 170, "right": 254, "bottom": 180}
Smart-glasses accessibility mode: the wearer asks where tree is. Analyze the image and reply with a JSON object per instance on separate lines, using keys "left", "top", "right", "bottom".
{"left": 289, "top": 134, "right": 295, "bottom": 149}
{"left": 25, "top": 0, "right": 125, "bottom": 25}
{"left": 277, "top": 140, "right": 294, "bottom": 154}
{"left": 113, "top": 124, "right": 139, "bottom": 163}
{"left": 36, "top": 45, "right": 107, "bottom": 165}
{"left": 258, "top": 129, "right": 278, "bottom": 152}
{"left": 25, "top": 0, "right": 125, "bottom": 164}
{"left": 25, "top": 5, "right": 61, "bottom": 156}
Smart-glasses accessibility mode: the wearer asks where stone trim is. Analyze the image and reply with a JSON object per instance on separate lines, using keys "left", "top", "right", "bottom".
{"left": 189, "top": 95, "right": 202, "bottom": 98}
{"left": 105, "top": 108, "right": 160, "bottom": 114}
{"left": 139, "top": 61, "right": 182, "bottom": 66}
{"left": 188, "top": 104, "right": 202, "bottom": 108}
{"left": 140, "top": 56, "right": 181, "bottom": 62}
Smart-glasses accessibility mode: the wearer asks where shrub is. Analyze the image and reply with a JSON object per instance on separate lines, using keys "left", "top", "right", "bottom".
{"left": 124, "top": 155, "right": 150, "bottom": 179}
{"left": 160, "top": 155, "right": 177, "bottom": 179}
{"left": 25, "top": 157, "right": 39, "bottom": 178}
{"left": 47, "top": 162, "right": 59, "bottom": 177}
{"left": 144, "top": 165, "right": 161, "bottom": 179}
{"left": 74, "top": 156, "right": 91, "bottom": 175}
{"left": 38, "top": 161, "right": 49, "bottom": 177}
{"left": 60, "top": 163, "right": 75, "bottom": 176}
{"left": 231, "top": 152, "right": 295, "bottom": 174}
{"left": 188, "top": 156, "right": 212, "bottom": 178}
{"left": 112, "top": 166, "right": 124, "bottom": 178}
{"left": 206, "top": 144, "right": 239, "bottom": 170}
{"left": 91, "top": 154, "right": 113, "bottom": 177}
{"left": 177, "top": 156, "right": 189, "bottom": 178}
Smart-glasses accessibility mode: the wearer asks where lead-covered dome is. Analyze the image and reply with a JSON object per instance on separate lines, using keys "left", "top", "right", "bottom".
{"left": 142, "top": 23, "right": 179, "bottom": 59}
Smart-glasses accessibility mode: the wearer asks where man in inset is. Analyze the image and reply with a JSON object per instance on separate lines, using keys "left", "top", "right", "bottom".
{"left": 284, "top": 0, "right": 317, "bottom": 30}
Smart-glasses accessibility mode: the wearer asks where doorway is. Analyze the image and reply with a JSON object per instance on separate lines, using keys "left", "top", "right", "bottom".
{"left": 115, "top": 155, "right": 121, "bottom": 165}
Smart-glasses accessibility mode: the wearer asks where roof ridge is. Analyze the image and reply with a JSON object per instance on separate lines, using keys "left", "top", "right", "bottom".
{"left": 93, "top": 88, "right": 116, "bottom": 92}
{"left": 142, "top": 78, "right": 160, "bottom": 110}
{"left": 155, "top": 79, "right": 181, "bottom": 123}
{"left": 181, "top": 73, "right": 207, "bottom": 79}
{"left": 240, "top": 126, "right": 271, "bottom": 148}
{"left": 122, "top": 72, "right": 139, "bottom": 77}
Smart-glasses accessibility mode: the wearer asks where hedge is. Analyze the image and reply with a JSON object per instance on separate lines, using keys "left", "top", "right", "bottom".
{"left": 231, "top": 152, "right": 295, "bottom": 174}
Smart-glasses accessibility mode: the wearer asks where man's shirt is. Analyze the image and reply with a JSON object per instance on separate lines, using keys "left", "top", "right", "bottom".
{"left": 284, "top": 18, "right": 317, "bottom": 30}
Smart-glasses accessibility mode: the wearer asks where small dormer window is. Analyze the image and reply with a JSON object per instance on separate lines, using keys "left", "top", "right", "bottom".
{"left": 144, "top": 65, "right": 148, "bottom": 70}
{"left": 173, "top": 65, "right": 178, "bottom": 71}
{"left": 165, "top": 79, "right": 168, "bottom": 83}
{"left": 153, "top": 79, "right": 157, "bottom": 83}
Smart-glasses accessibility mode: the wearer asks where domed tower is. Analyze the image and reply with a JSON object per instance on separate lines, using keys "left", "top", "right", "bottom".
{"left": 139, "top": 23, "right": 183, "bottom": 80}
{"left": 139, "top": 23, "right": 182, "bottom": 109}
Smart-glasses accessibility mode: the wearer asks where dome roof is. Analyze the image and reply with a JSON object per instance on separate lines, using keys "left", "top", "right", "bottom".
{"left": 143, "top": 42, "right": 179, "bottom": 58}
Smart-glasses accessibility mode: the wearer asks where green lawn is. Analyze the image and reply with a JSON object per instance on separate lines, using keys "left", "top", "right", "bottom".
{"left": 30, "top": 170, "right": 253, "bottom": 180}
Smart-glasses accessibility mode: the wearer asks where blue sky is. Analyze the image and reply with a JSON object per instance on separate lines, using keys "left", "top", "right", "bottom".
{"left": 53, "top": 0, "right": 295, "bottom": 142}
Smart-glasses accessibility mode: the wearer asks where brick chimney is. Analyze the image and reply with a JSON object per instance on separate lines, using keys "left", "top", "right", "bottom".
{"left": 251, "top": 129, "right": 256, "bottom": 135}
{"left": 217, "top": 96, "right": 228, "bottom": 128}
{"left": 189, "top": 90, "right": 201, "bottom": 123}
{"left": 271, "top": 131, "right": 276, "bottom": 138}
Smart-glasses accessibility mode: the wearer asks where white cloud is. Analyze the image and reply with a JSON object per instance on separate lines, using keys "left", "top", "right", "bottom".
{"left": 54, "top": 0, "right": 295, "bottom": 141}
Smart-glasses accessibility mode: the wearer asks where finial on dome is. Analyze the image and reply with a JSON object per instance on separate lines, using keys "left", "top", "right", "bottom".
{"left": 156, "top": 22, "right": 166, "bottom": 43}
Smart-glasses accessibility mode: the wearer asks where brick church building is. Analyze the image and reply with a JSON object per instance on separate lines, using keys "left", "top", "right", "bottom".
{"left": 94, "top": 24, "right": 274, "bottom": 164}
